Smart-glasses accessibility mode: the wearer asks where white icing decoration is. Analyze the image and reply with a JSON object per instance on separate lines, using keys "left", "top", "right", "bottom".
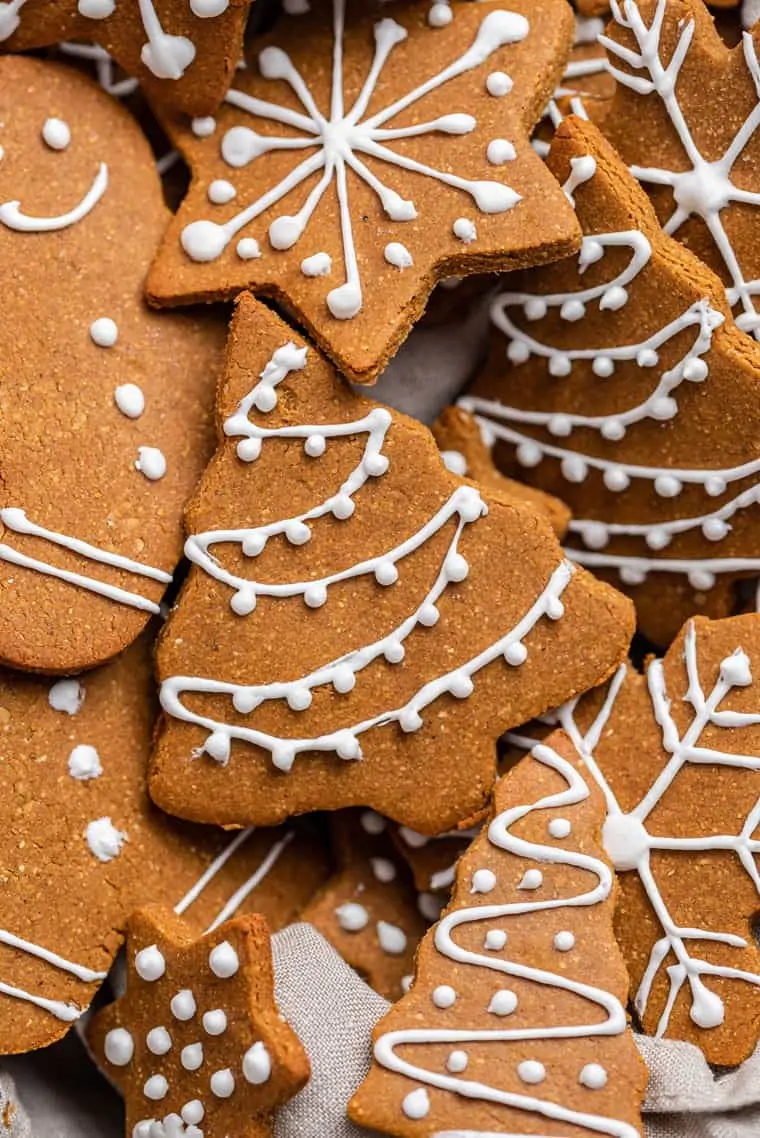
{"left": 135, "top": 945, "right": 166, "bottom": 982}
{"left": 202, "top": 1009, "right": 227, "bottom": 1035}
{"left": 418, "top": 892, "right": 443, "bottom": 922}
{"left": 49, "top": 678, "right": 84, "bottom": 715}
{"left": 181, "top": 1, "right": 525, "bottom": 315}
{"left": 301, "top": 251, "right": 332, "bottom": 276}
{"left": 484, "top": 929, "right": 507, "bottom": 951}
{"left": 361, "top": 810, "right": 387, "bottom": 835}
{"left": 440, "top": 449, "right": 467, "bottom": 476}
{"left": 209, "top": 941, "right": 239, "bottom": 978}
{"left": 336, "top": 902, "right": 369, "bottom": 931}
{"left": 58, "top": 42, "right": 138, "bottom": 98}
{"left": 377, "top": 921, "right": 407, "bottom": 955}
{"left": 181, "top": 1101, "right": 204, "bottom": 1125}
{"left": 452, "top": 217, "right": 477, "bottom": 243}
{"left": 0, "top": 927, "right": 106, "bottom": 1022}
{"left": 402, "top": 1088, "right": 430, "bottom": 1119}
{"left": 135, "top": 446, "right": 167, "bottom": 481}
{"left": 563, "top": 155, "right": 597, "bottom": 207}
{"left": 486, "top": 138, "right": 516, "bottom": 164}
{"left": 208, "top": 179, "right": 237, "bottom": 204}
{"left": 90, "top": 317, "right": 119, "bottom": 347}
{"left": 0, "top": 508, "right": 171, "bottom": 614}
{"left": 580, "top": 1062, "right": 608, "bottom": 1089}
{"left": 548, "top": 817, "right": 572, "bottom": 839}
{"left": 384, "top": 241, "right": 413, "bottom": 269}
{"left": 147, "top": 1027, "right": 172, "bottom": 1055}
{"left": 210, "top": 1069, "right": 235, "bottom": 1097}
{"left": 243, "top": 1041, "right": 271, "bottom": 1084}
{"left": 470, "top": 868, "right": 496, "bottom": 893}
{"left": 0, "top": 163, "right": 108, "bottom": 232}
{"left": 0, "top": 0, "right": 26, "bottom": 40}
{"left": 171, "top": 989, "right": 197, "bottom": 1020}
{"left": 488, "top": 988, "right": 518, "bottom": 1016}
{"left": 144, "top": 1075, "right": 169, "bottom": 1101}
{"left": 192, "top": 117, "right": 216, "bottom": 138}
{"left": 371, "top": 742, "right": 637, "bottom": 1137}
{"left": 447, "top": 1050, "right": 468, "bottom": 1073}
{"left": 68, "top": 744, "right": 103, "bottom": 781}
{"left": 370, "top": 857, "right": 397, "bottom": 883}
{"left": 486, "top": 70, "right": 512, "bottom": 96}
{"left": 115, "top": 384, "right": 145, "bottom": 419}
{"left": 104, "top": 1027, "right": 134, "bottom": 1065}
{"left": 517, "top": 868, "right": 543, "bottom": 890}
{"left": 42, "top": 118, "right": 70, "bottom": 151}
{"left": 236, "top": 237, "right": 261, "bottom": 259}
{"left": 399, "top": 827, "right": 428, "bottom": 848}
{"left": 86, "top": 817, "right": 127, "bottom": 862}
{"left": 554, "top": 930, "right": 576, "bottom": 952}
{"left": 432, "top": 984, "right": 456, "bottom": 1008}
{"left": 181, "top": 1042, "right": 204, "bottom": 1071}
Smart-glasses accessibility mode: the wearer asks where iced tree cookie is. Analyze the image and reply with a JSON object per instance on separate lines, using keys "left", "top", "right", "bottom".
{"left": 0, "top": 56, "right": 226, "bottom": 672}
{"left": 0, "top": 0, "right": 252, "bottom": 116}
{"left": 88, "top": 908, "right": 309, "bottom": 1138}
{"left": 461, "top": 115, "right": 760, "bottom": 644}
{"left": 148, "top": 294, "right": 634, "bottom": 834}
{"left": 349, "top": 731, "right": 646, "bottom": 1138}
{"left": 146, "top": 0, "right": 582, "bottom": 383}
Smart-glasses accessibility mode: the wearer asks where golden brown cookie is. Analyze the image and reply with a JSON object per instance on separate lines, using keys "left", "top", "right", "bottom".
{"left": 88, "top": 908, "right": 309, "bottom": 1138}
{"left": 146, "top": 0, "right": 582, "bottom": 383}
{"left": 148, "top": 293, "right": 634, "bottom": 834}
{"left": 0, "top": 55, "right": 225, "bottom": 673}
{"left": 461, "top": 114, "right": 760, "bottom": 645}
{"left": 301, "top": 809, "right": 428, "bottom": 1000}
{"left": 0, "top": 0, "right": 252, "bottom": 117}
{"left": 349, "top": 730, "right": 646, "bottom": 1137}
{"left": 0, "top": 632, "right": 328, "bottom": 1056}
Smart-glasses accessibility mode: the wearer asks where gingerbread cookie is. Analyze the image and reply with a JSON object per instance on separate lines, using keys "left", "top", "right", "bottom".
{"left": 301, "top": 809, "right": 428, "bottom": 999}
{"left": 0, "top": 0, "right": 252, "bottom": 117}
{"left": 392, "top": 820, "right": 481, "bottom": 894}
{"left": 514, "top": 614, "right": 760, "bottom": 1065}
{"left": 434, "top": 405, "right": 571, "bottom": 537}
{"left": 534, "top": 12, "right": 614, "bottom": 158}
{"left": 598, "top": 0, "right": 760, "bottom": 338}
{"left": 349, "top": 730, "right": 646, "bottom": 1137}
{"left": 146, "top": 0, "right": 582, "bottom": 383}
{"left": 0, "top": 56, "right": 226, "bottom": 673}
{"left": 461, "top": 114, "right": 760, "bottom": 645}
{"left": 88, "top": 908, "right": 309, "bottom": 1138}
{"left": 149, "top": 293, "right": 634, "bottom": 834}
{"left": 0, "top": 631, "right": 328, "bottom": 1055}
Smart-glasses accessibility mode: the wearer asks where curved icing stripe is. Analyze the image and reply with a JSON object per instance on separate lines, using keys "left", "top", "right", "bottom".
{"left": 0, "top": 931, "right": 108, "bottom": 1023}
{"left": 0, "top": 980, "right": 81, "bottom": 1022}
{"left": 371, "top": 742, "right": 638, "bottom": 1138}
{"left": 0, "top": 162, "right": 108, "bottom": 233}
{"left": 603, "top": 0, "right": 760, "bottom": 337}
{"left": 0, "top": 509, "right": 171, "bottom": 614}
{"left": 181, "top": 0, "right": 526, "bottom": 317}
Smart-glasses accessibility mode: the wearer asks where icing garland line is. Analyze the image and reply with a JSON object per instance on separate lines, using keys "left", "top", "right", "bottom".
{"left": 0, "top": 163, "right": 108, "bottom": 233}
{"left": 160, "top": 559, "right": 574, "bottom": 773}
{"left": 180, "top": 0, "right": 526, "bottom": 317}
{"left": 0, "top": 508, "right": 172, "bottom": 614}
{"left": 371, "top": 742, "right": 638, "bottom": 1138}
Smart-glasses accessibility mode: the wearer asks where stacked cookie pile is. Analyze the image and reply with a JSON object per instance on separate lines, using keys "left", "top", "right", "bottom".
{"left": 2, "top": 1, "right": 760, "bottom": 1135}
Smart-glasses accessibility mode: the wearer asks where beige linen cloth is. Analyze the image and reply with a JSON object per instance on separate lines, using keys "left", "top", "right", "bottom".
{"left": 3, "top": 924, "right": 760, "bottom": 1138}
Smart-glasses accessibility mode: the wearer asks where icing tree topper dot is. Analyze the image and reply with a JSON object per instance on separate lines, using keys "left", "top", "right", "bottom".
{"left": 149, "top": 295, "right": 633, "bottom": 834}
{"left": 147, "top": 0, "right": 583, "bottom": 383}
{"left": 88, "top": 907, "right": 310, "bottom": 1138}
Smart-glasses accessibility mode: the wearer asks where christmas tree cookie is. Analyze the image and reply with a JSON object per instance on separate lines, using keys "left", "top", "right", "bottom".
{"left": 88, "top": 907, "right": 309, "bottom": 1138}
{"left": 461, "top": 114, "right": 760, "bottom": 644}
{"left": 148, "top": 294, "right": 633, "bottom": 835}
{"left": 349, "top": 730, "right": 646, "bottom": 1138}
{"left": 146, "top": 0, "right": 582, "bottom": 383}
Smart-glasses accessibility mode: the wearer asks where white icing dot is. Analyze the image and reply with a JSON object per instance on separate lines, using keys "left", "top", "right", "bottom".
{"left": 210, "top": 1069, "right": 235, "bottom": 1098}
{"left": 209, "top": 942, "right": 239, "bottom": 978}
{"left": 377, "top": 921, "right": 407, "bottom": 955}
{"left": 202, "top": 1009, "right": 227, "bottom": 1035}
{"left": 560, "top": 299, "right": 585, "bottom": 322}
{"left": 208, "top": 179, "right": 236, "bottom": 204}
{"left": 487, "top": 138, "right": 516, "bottom": 164}
{"left": 684, "top": 358, "right": 708, "bottom": 382}
{"left": 336, "top": 902, "right": 369, "bottom": 932}
{"left": 447, "top": 1050, "right": 468, "bottom": 1073}
{"left": 524, "top": 297, "right": 547, "bottom": 320}
{"left": 49, "top": 678, "right": 84, "bottom": 715}
{"left": 181, "top": 1102, "right": 204, "bottom": 1126}
{"left": 237, "top": 237, "right": 261, "bottom": 260}
{"left": 554, "top": 930, "right": 576, "bottom": 952}
{"left": 104, "top": 1027, "right": 133, "bottom": 1066}
{"left": 181, "top": 1042, "right": 204, "bottom": 1071}
{"left": 428, "top": 2, "right": 452, "bottom": 27}
{"left": 486, "top": 70, "right": 513, "bottom": 96}
{"left": 432, "top": 985, "right": 456, "bottom": 1009}
{"left": 504, "top": 642, "right": 527, "bottom": 666}
{"left": 114, "top": 384, "right": 145, "bottom": 419}
{"left": 135, "top": 447, "right": 166, "bottom": 481}
{"left": 453, "top": 217, "right": 477, "bottom": 243}
{"left": 370, "top": 857, "right": 397, "bottom": 884}
{"left": 488, "top": 989, "right": 518, "bottom": 1016}
{"left": 604, "top": 467, "right": 630, "bottom": 491}
{"left": 361, "top": 810, "right": 386, "bottom": 835}
{"left": 518, "top": 1060, "right": 546, "bottom": 1084}
{"left": 384, "top": 241, "right": 413, "bottom": 269}
{"left": 191, "top": 116, "right": 216, "bottom": 137}
{"left": 86, "top": 817, "right": 127, "bottom": 863}
{"left": 593, "top": 356, "right": 614, "bottom": 377}
{"left": 243, "top": 1041, "right": 271, "bottom": 1084}
{"left": 78, "top": 0, "right": 115, "bottom": 15}
{"left": 90, "top": 317, "right": 118, "bottom": 347}
{"left": 42, "top": 117, "right": 70, "bottom": 150}
{"left": 548, "top": 818, "right": 571, "bottom": 839}
{"left": 441, "top": 449, "right": 467, "bottom": 476}
{"left": 135, "top": 945, "right": 166, "bottom": 982}
{"left": 654, "top": 474, "right": 682, "bottom": 498}
{"left": 402, "top": 1088, "right": 430, "bottom": 1120}
{"left": 401, "top": 974, "right": 413, "bottom": 993}
{"left": 471, "top": 868, "right": 496, "bottom": 894}
{"left": 144, "top": 1075, "right": 169, "bottom": 1101}
{"left": 301, "top": 251, "right": 331, "bottom": 276}
{"left": 68, "top": 744, "right": 102, "bottom": 781}
{"left": 600, "top": 284, "right": 628, "bottom": 311}
{"left": 171, "top": 989, "right": 197, "bottom": 1020}
{"left": 518, "top": 869, "right": 543, "bottom": 890}
{"left": 516, "top": 441, "right": 542, "bottom": 467}
{"left": 484, "top": 929, "right": 507, "bottom": 951}
{"left": 399, "top": 827, "right": 428, "bottom": 849}
{"left": 703, "top": 518, "right": 729, "bottom": 541}
{"left": 580, "top": 1062, "right": 608, "bottom": 1089}
{"left": 146, "top": 1027, "right": 172, "bottom": 1055}
{"left": 418, "top": 892, "right": 444, "bottom": 922}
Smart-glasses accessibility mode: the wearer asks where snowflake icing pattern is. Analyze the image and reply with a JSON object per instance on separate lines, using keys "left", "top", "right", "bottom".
{"left": 180, "top": 0, "right": 526, "bottom": 318}
{"left": 603, "top": 0, "right": 760, "bottom": 337}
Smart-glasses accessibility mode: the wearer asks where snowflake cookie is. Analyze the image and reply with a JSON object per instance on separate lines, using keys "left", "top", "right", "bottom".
{"left": 88, "top": 907, "right": 309, "bottom": 1138}
{"left": 349, "top": 730, "right": 646, "bottom": 1138}
{"left": 0, "top": 0, "right": 252, "bottom": 116}
{"left": 512, "top": 613, "right": 760, "bottom": 1065}
{"left": 146, "top": 0, "right": 582, "bottom": 383}
{"left": 461, "top": 114, "right": 760, "bottom": 645}
{"left": 148, "top": 293, "right": 633, "bottom": 834}
{"left": 0, "top": 632, "right": 328, "bottom": 1055}
{"left": 0, "top": 55, "right": 226, "bottom": 672}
